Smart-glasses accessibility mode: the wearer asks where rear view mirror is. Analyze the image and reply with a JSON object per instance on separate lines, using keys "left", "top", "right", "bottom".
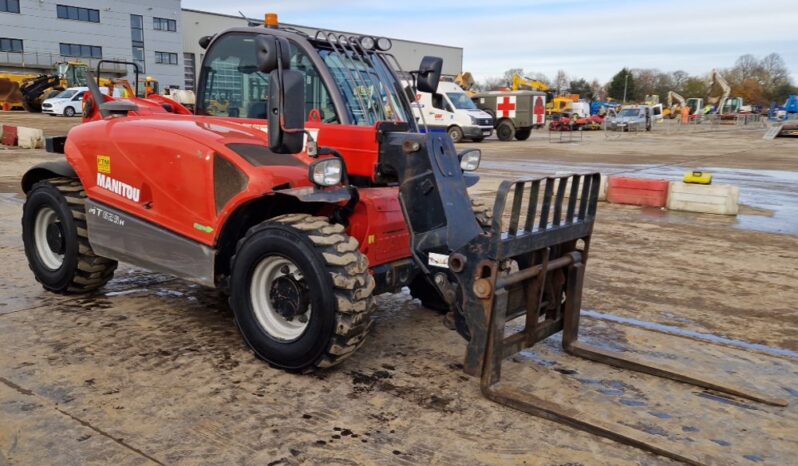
{"left": 417, "top": 56, "right": 443, "bottom": 94}
{"left": 268, "top": 69, "right": 305, "bottom": 154}
{"left": 256, "top": 35, "right": 290, "bottom": 73}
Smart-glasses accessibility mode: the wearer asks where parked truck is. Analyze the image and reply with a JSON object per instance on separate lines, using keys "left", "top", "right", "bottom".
{"left": 471, "top": 90, "right": 546, "bottom": 141}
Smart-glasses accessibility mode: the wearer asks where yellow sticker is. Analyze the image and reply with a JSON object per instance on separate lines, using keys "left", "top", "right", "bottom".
{"left": 368, "top": 234, "right": 376, "bottom": 245}
{"left": 97, "top": 155, "right": 111, "bottom": 174}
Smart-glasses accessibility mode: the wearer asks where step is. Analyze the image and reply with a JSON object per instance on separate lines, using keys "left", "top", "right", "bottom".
{"left": 667, "top": 182, "right": 739, "bottom": 216}
{"left": 607, "top": 177, "right": 669, "bottom": 207}
{"left": 554, "top": 172, "right": 608, "bottom": 201}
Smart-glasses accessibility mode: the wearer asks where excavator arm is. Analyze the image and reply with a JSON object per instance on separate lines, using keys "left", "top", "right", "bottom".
{"left": 708, "top": 69, "right": 731, "bottom": 114}
{"left": 667, "top": 90, "right": 685, "bottom": 108}
{"left": 512, "top": 73, "right": 550, "bottom": 92}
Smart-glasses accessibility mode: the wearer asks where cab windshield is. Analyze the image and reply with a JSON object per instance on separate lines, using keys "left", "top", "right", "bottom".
{"left": 317, "top": 46, "right": 413, "bottom": 126}
{"left": 447, "top": 92, "right": 476, "bottom": 110}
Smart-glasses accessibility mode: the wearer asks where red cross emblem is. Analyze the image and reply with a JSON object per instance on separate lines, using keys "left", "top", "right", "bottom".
{"left": 497, "top": 96, "right": 516, "bottom": 118}
{"left": 533, "top": 96, "right": 545, "bottom": 123}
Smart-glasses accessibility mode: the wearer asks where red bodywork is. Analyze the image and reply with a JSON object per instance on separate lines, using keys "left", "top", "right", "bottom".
{"left": 74, "top": 94, "right": 411, "bottom": 268}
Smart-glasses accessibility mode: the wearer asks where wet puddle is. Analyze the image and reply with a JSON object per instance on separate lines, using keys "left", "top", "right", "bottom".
{"left": 481, "top": 161, "right": 798, "bottom": 235}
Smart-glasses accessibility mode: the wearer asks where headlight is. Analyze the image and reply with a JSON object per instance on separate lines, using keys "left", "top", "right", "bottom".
{"left": 376, "top": 37, "right": 392, "bottom": 51}
{"left": 469, "top": 115, "right": 478, "bottom": 124}
{"left": 310, "top": 158, "right": 343, "bottom": 186}
{"left": 359, "top": 36, "right": 376, "bottom": 50}
{"left": 459, "top": 149, "right": 481, "bottom": 171}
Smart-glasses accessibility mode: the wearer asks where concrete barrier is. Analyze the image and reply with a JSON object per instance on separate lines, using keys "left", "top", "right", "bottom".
{"left": 607, "top": 177, "right": 670, "bottom": 207}
{"left": 667, "top": 182, "right": 739, "bottom": 216}
{"left": 17, "top": 126, "right": 44, "bottom": 149}
{"left": 555, "top": 172, "right": 608, "bottom": 201}
{"left": 1, "top": 124, "right": 17, "bottom": 146}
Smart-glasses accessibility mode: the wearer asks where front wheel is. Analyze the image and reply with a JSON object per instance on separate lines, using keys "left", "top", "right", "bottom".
{"left": 22, "top": 178, "right": 117, "bottom": 293}
{"left": 229, "top": 214, "right": 375, "bottom": 372}
{"left": 448, "top": 126, "right": 464, "bottom": 143}
{"left": 63, "top": 106, "right": 76, "bottom": 117}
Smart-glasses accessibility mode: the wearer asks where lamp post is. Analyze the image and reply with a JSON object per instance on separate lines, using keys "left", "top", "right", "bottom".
{"left": 623, "top": 71, "right": 629, "bottom": 104}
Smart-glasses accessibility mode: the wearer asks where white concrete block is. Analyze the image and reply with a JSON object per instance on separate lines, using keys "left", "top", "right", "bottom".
{"left": 17, "top": 126, "right": 44, "bottom": 149}
{"left": 667, "top": 182, "right": 739, "bottom": 216}
{"left": 555, "top": 172, "right": 608, "bottom": 201}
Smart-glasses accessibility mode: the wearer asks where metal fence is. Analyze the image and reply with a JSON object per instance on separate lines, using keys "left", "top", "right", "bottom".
{"left": 660, "top": 114, "right": 766, "bottom": 135}
{"left": 0, "top": 51, "right": 128, "bottom": 74}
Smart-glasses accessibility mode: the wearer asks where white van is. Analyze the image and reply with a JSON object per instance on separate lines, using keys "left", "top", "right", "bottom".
{"left": 411, "top": 81, "right": 494, "bottom": 142}
{"left": 42, "top": 86, "right": 109, "bottom": 117}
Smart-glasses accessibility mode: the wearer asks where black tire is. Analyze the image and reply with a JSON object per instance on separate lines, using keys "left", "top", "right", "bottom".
{"left": 64, "top": 106, "right": 75, "bottom": 117}
{"left": 229, "top": 214, "right": 375, "bottom": 372}
{"left": 448, "top": 126, "right": 464, "bottom": 143}
{"left": 496, "top": 120, "right": 515, "bottom": 141}
{"left": 471, "top": 137, "right": 484, "bottom": 143}
{"left": 514, "top": 128, "right": 532, "bottom": 140}
{"left": 22, "top": 178, "right": 117, "bottom": 294}
{"left": 409, "top": 197, "right": 492, "bottom": 312}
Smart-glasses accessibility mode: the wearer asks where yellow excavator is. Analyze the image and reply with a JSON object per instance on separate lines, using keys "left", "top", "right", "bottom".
{"left": 0, "top": 61, "right": 114, "bottom": 112}
{"left": 454, "top": 71, "right": 476, "bottom": 97}
{"left": 511, "top": 73, "right": 550, "bottom": 93}
{"left": 0, "top": 72, "right": 36, "bottom": 110}
{"left": 510, "top": 73, "right": 580, "bottom": 117}
{"left": 664, "top": 90, "right": 686, "bottom": 118}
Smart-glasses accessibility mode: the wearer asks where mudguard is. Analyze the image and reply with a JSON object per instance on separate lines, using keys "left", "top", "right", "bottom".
{"left": 21, "top": 160, "right": 77, "bottom": 193}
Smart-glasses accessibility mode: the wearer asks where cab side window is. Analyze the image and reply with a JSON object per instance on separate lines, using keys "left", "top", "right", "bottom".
{"left": 198, "top": 33, "right": 338, "bottom": 123}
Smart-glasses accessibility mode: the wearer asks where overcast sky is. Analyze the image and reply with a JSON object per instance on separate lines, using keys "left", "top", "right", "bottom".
{"left": 183, "top": 0, "right": 798, "bottom": 84}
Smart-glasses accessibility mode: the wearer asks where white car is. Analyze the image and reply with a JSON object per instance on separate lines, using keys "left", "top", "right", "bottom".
{"left": 42, "top": 86, "right": 108, "bottom": 117}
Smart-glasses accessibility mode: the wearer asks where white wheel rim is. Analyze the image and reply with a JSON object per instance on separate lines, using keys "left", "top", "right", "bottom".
{"left": 34, "top": 206, "right": 64, "bottom": 270}
{"left": 249, "top": 256, "right": 311, "bottom": 341}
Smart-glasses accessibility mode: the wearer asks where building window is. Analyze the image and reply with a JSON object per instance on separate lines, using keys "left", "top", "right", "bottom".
{"left": 56, "top": 4, "right": 99, "bottom": 22}
{"left": 59, "top": 43, "right": 102, "bottom": 59}
{"left": 130, "top": 14, "right": 145, "bottom": 72}
{"left": 155, "top": 52, "right": 178, "bottom": 65}
{"left": 1, "top": 0, "right": 20, "bottom": 13}
{"left": 153, "top": 17, "right": 177, "bottom": 32}
{"left": 0, "top": 38, "right": 23, "bottom": 52}
{"left": 184, "top": 53, "right": 196, "bottom": 90}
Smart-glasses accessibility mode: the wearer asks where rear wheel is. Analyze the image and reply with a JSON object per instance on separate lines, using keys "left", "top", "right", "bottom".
{"left": 22, "top": 178, "right": 117, "bottom": 294}
{"left": 496, "top": 120, "right": 515, "bottom": 141}
{"left": 514, "top": 128, "right": 532, "bottom": 140}
{"left": 448, "top": 126, "right": 464, "bottom": 143}
{"left": 229, "top": 214, "right": 375, "bottom": 372}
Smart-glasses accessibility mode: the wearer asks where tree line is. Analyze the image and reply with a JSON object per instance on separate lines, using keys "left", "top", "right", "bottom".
{"left": 478, "top": 53, "right": 797, "bottom": 107}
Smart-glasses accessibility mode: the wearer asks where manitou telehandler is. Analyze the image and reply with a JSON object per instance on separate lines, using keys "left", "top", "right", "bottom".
{"left": 20, "top": 16, "right": 786, "bottom": 465}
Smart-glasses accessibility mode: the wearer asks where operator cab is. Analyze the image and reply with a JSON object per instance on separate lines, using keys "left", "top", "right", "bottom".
{"left": 196, "top": 27, "right": 417, "bottom": 130}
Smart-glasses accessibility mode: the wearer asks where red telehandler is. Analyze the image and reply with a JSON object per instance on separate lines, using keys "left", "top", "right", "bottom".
{"left": 19, "top": 18, "right": 786, "bottom": 465}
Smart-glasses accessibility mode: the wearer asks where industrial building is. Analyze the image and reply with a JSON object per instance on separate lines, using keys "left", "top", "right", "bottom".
{"left": 0, "top": 0, "right": 184, "bottom": 88}
{"left": 0, "top": 1, "right": 462, "bottom": 93}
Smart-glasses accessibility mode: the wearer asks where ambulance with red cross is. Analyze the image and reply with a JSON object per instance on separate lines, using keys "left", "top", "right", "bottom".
{"left": 471, "top": 90, "right": 547, "bottom": 141}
